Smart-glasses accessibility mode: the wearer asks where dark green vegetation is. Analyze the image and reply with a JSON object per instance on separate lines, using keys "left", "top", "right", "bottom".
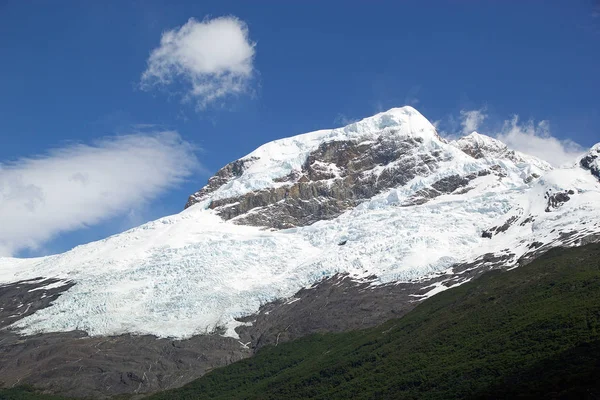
{"left": 2, "top": 243, "right": 600, "bottom": 399}
{"left": 148, "top": 244, "right": 600, "bottom": 399}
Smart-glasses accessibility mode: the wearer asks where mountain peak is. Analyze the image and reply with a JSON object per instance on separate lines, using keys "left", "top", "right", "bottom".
{"left": 338, "top": 106, "right": 438, "bottom": 140}
{"left": 186, "top": 106, "right": 442, "bottom": 209}
{"left": 184, "top": 107, "right": 554, "bottom": 230}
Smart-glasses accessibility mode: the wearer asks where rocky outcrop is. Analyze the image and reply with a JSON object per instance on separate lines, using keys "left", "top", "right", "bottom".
{"left": 0, "top": 278, "right": 74, "bottom": 331}
{"left": 453, "top": 132, "right": 551, "bottom": 170}
{"left": 454, "top": 132, "right": 508, "bottom": 159}
{"left": 0, "top": 329, "right": 248, "bottom": 399}
{"left": 545, "top": 189, "right": 574, "bottom": 212}
{"left": 580, "top": 144, "right": 600, "bottom": 180}
{"left": 185, "top": 157, "right": 259, "bottom": 209}
{"left": 482, "top": 215, "right": 521, "bottom": 238}
{"left": 402, "top": 170, "right": 491, "bottom": 206}
{"left": 184, "top": 129, "right": 551, "bottom": 230}
{"left": 188, "top": 136, "right": 458, "bottom": 229}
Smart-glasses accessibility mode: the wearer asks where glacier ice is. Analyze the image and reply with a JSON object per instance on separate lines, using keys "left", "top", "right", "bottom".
{"left": 1, "top": 107, "right": 599, "bottom": 340}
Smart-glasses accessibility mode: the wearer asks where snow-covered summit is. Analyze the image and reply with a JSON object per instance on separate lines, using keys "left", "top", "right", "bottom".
{"left": 187, "top": 106, "right": 440, "bottom": 206}
{"left": 338, "top": 106, "right": 440, "bottom": 140}
{"left": 185, "top": 108, "right": 550, "bottom": 230}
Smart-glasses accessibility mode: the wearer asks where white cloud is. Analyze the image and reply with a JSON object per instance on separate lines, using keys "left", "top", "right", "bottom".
{"left": 460, "top": 109, "right": 487, "bottom": 134}
{"left": 0, "top": 132, "right": 198, "bottom": 257}
{"left": 141, "top": 16, "right": 256, "bottom": 109}
{"left": 496, "top": 116, "right": 585, "bottom": 167}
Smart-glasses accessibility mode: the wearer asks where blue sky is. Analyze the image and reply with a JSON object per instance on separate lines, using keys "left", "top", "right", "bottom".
{"left": 0, "top": 0, "right": 599, "bottom": 257}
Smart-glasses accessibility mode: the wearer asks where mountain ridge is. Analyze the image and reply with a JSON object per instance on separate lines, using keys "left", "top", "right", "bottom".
{"left": 185, "top": 107, "right": 552, "bottom": 227}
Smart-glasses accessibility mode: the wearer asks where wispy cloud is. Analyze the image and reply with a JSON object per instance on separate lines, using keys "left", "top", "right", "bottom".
{"left": 460, "top": 108, "right": 487, "bottom": 134}
{"left": 141, "top": 16, "right": 256, "bottom": 109}
{"left": 496, "top": 116, "right": 585, "bottom": 167}
{"left": 404, "top": 85, "right": 421, "bottom": 106}
{"left": 334, "top": 113, "right": 359, "bottom": 126}
{"left": 0, "top": 132, "right": 199, "bottom": 257}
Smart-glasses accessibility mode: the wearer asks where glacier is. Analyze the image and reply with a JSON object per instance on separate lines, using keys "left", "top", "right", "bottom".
{"left": 1, "top": 106, "right": 599, "bottom": 339}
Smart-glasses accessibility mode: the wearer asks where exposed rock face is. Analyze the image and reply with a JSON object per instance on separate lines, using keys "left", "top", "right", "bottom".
{"left": 401, "top": 170, "right": 491, "bottom": 206}
{"left": 482, "top": 215, "right": 520, "bottom": 238}
{"left": 184, "top": 134, "right": 517, "bottom": 229}
{"left": 581, "top": 144, "right": 600, "bottom": 180}
{"left": 185, "top": 157, "right": 259, "bottom": 209}
{"left": 545, "top": 190, "right": 573, "bottom": 212}
{"left": 184, "top": 127, "right": 551, "bottom": 231}
{"left": 189, "top": 136, "right": 458, "bottom": 229}
{"left": 0, "top": 278, "right": 74, "bottom": 331}
{"left": 0, "top": 329, "right": 248, "bottom": 399}
{"left": 453, "top": 132, "right": 509, "bottom": 159}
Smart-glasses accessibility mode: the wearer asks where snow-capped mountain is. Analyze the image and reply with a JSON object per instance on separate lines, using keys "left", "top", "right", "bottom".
{"left": 1, "top": 106, "right": 600, "bottom": 342}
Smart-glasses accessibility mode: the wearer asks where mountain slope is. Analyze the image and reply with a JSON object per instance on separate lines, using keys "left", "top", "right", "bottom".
{"left": 1, "top": 107, "right": 597, "bottom": 341}
{"left": 4, "top": 243, "right": 600, "bottom": 400}
{"left": 146, "top": 243, "right": 600, "bottom": 400}
{"left": 0, "top": 106, "right": 599, "bottom": 397}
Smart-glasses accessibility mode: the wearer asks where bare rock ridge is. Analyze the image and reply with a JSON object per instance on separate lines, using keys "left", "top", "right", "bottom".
{"left": 197, "top": 136, "right": 450, "bottom": 228}
{"left": 184, "top": 157, "right": 258, "bottom": 209}
{"left": 184, "top": 109, "right": 547, "bottom": 229}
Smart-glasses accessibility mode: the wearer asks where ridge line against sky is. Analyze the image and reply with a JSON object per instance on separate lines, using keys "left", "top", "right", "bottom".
{"left": 0, "top": 1, "right": 598, "bottom": 257}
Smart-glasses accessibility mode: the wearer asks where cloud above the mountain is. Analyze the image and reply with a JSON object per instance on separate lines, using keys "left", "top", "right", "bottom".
{"left": 141, "top": 16, "right": 256, "bottom": 109}
{"left": 460, "top": 109, "right": 487, "bottom": 134}
{"left": 496, "top": 116, "right": 585, "bottom": 167}
{"left": 0, "top": 132, "right": 198, "bottom": 257}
